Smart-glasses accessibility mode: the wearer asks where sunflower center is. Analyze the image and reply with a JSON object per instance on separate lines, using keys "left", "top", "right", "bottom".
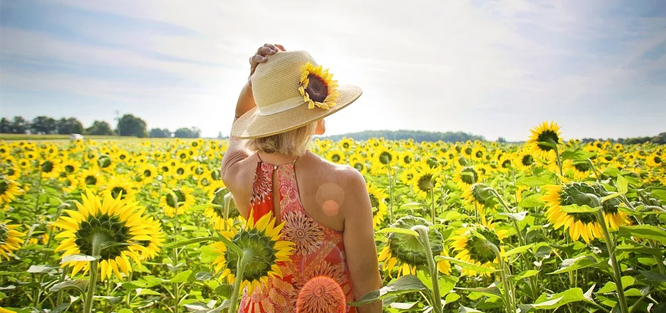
{"left": 194, "top": 166, "right": 205, "bottom": 175}
{"left": 119, "top": 154, "right": 126, "bottom": 160}
{"left": 369, "top": 194, "right": 379, "bottom": 210}
{"left": 353, "top": 162, "right": 365, "bottom": 172}
{"left": 403, "top": 155, "right": 413, "bottom": 164}
{"left": 0, "top": 180, "right": 8, "bottom": 195}
{"left": 166, "top": 190, "right": 186, "bottom": 208}
{"left": 177, "top": 168, "right": 185, "bottom": 175}
{"left": 332, "top": 154, "right": 341, "bottom": 163}
{"left": 417, "top": 174, "right": 434, "bottom": 192}
{"left": 111, "top": 187, "right": 128, "bottom": 199}
{"left": 574, "top": 162, "right": 591, "bottom": 173}
{"left": 460, "top": 168, "right": 478, "bottom": 185}
{"left": 342, "top": 143, "right": 350, "bottom": 149}
{"left": 379, "top": 151, "right": 392, "bottom": 165}
{"left": 475, "top": 151, "right": 483, "bottom": 158}
{"left": 521, "top": 154, "right": 534, "bottom": 166}
{"left": 536, "top": 130, "right": 559, "bottom": 152}
{"left": 65, "top": 165, "right": 75, "bottom": 173}
{"left": 75, "top": 214, "right": 131, "bottom": 260}
{"left": 655, "top": 156, "right": 662, "bottom": 164}
{"left": 41, "top": 161, "right": 54, "bottom": 173}
{"left": 306, "top": 74, "right": 328, "bottom": 102}
{"left": 224, "top": 228, "right": 278, "bottom": 281}
{"left": 85, "top": 175, "right": 97, "bottom": 185}
{"left": 143, "top": 170, "right": 152, "bottom": 178}
{"left": 501, "top": 159, "right": 511, "bottom": 169}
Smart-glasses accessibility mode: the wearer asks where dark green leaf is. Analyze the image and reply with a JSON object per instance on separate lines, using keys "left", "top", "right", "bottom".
{"left": 165, "top": 237, "right": 217, "bottom": 249}
{"left": 350, "top": 275, "right": 428, "bottom": 306}
{"left": 49, "top": 280, "right": 88, "bottom": 294}
{"left": 619, "top": 225, "right": 666, "bottom": 244}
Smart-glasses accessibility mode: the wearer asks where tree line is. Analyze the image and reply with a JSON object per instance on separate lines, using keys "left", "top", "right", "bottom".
{"left": 0, "top": 115, "right": 202, "bottom": 138}
{"left": 579, "top": 133, "right": 666, "bottom": 145}
{"left": 327, "top": 130, "right": 486, "bottom": 143}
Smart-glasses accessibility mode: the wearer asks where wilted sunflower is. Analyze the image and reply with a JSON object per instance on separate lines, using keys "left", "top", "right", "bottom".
{"left": 541, "top": 183, "right": 604, "bottom": 243}
{"left": 378, "top": 216, "right": 450, "bottom": 278}
{"left": 54, "top": 190, "right": 162, "bottom": 280}
{"left": 450, "top": 221, "right": 507, "bottom": 276}
{"left": 210, "top": 211, "right": 294, "bottom": 295}
{"left": 528, "top": 121, "right": 562, "bottom": 159}
{"left": 161, "top": 186, "right": 196, "bottom": 217}
{"left": 0, "top": 177, "right": 23, "bottom": 208}
{"left": 299, "top": 61, "right": 339, "bottom": 110}
{"left": 0, "top": 222, "right": 25, "bottom": 261}
{"left": 367, "top": 182, "right": 388, "bottom": 229}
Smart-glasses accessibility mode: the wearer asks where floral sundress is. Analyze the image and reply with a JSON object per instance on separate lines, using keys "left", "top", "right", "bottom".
{"left": 238, "top": 156, "right": 356, "bottom": 313}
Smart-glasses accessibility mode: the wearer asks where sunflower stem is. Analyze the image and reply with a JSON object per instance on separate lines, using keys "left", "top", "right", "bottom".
{"left": 554, "top": 145, "right": 564, "bottom": 179}
{"left": 490, "top": 243, "right": 514, "bottom": 313}
{"left": 228, "top": 252, "right": 248, "bottom": 313}
{"left": 413, "top": 226, "right": 442, "bottom": 313}
{"left": 596, "top": 209, "right": 629, "bottom": 313}
{"left": 84, "top": 233, "right": 103, "bottom": 313}
{"left": 587, "top": 159, "right": 602, "bottom": 182}
{"left": 430, "top": 187, "right": 436, "bottom": 224}
{"left": 388, "top": 167, "right": 394, "bottom": 224}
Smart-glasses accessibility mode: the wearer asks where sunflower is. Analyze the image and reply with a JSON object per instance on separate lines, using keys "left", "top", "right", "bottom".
{"left": 348, "top": 154, "right": 368, "bottom": 175}
{"left": 514, "top": 148, "right": 537, "bottom": 171}
{"left": 398, "top": 151, "right": 416, "bottom": 167}
{"left": 0, "top": 177, "right": 23, "bottom": 208}
{"left": 39, "top": 157, "right": 62, "bottom": 179}
{"left": 59, "top": 160, "right": 81, "bottom": 178}
{"left": 450, "top": 221, "right": 507, "bottom": 276}
{"left": 326, "top": 150, "right": 345, "bottom": 164}
{"left": 462, "top": 183, "right": 497, "bottom": 213}
{"left": 79, "top": 167, "right": 106, "bottom": 190}
{"left": 210, "top": 211, "right": 294, "bottom": 295}
{"left": 646, "top": 153, "right": 663, "bottom": 168}
{"left": 338, "top": 138, "right": 355, "bottom": 151}
{"left": 173, "top": 163, "right": 191, "bottom": 180}
{"left": 471, "top": 146, "right": 487, "bottom": 162}
{"left": 453, "top": 166, "right": 480, "bottom": 190}
{"left": 541, "top": 183, "right": 603, "bottom": 243}
{"left": 103, "top": 175, "right": 137, "bottom": 201}
{"left": 54, "top": 189, "right": 162, "bottom": 280}
{"left": 528, "top": 121, "right": 562, "bottom": 159}
{"left": 96, "top": 154, "right": 116, "bottom": 173}
{"left": 409, "top": 163, "right": 439, "bottom": 199}
{"left": 204, "top": 186, "right": 237, "bottom": 232}
{"left": 299, "top": 62, "right": 339, "bottom": 110}
{"left": 371, "top": 147, "right": 396, "bottom": 174}
{"left": 367, "top": 182, "right": 388, "bottom": 229}
{"left": 378, "top": 216, "right": 450, "bottom": 278}
{"left": 0, "top": 222, "right": 25, "bottom": 261}
{"left": 569, "top": 161, "right": 593, "bottom": 180}
{"left": 136, "top": 217, "right": 165, "bottom": 260}
{"left": 160, "top": 186, "right": 195, "bottom": 217}
{"left": 136, "top": 164, "right": 157, "bottom": 184}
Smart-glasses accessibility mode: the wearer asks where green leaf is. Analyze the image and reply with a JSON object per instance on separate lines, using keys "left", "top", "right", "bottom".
{"left": 376, "top": 228, "right": 419, "bottom": 237}
{"left": 601, "top": 192, "right": 623, "bottom": 203}
{"left": 350, "top": 275, "right": 428, "bottom": 306}
{"left": 456, "top": 285, "right": 502, "bottom": 298}
{"left": 516, "top": 176, "right": 555, "bottom": 187}
{"left": 617, "top": 175, "right": 628, "bottom": 195}
{"left": 417, "top": 271, "right": 458, "bottom": 296}
{"left": 49, "top": 280, "right": 88, "bottom": 294}
{"left": 503, "top": 244, "right": 534, "bottom": 258}
{"left": 117, "top": 310, "right": 133, "bottom": 313}
{"left": 165, "top": 237, "right": 217, "bottom": 249}
{"left": 561, "top": 149, "right": 596, "bottom": 161}
{"left": 519, "top": 194, "right": 545, "bottom": 208}
{"left": 650, "top": 189, "right": 666, "bottom": 201}
{"left": 400, "top": 202, "right": 424, "bottom": 210}
{"left": 519, "top": 288, "right": 591, "bottom": 311}
{"left": 458, "top": 306, "right": 483, "bottom": 313}
{"left": 195, "top": 271, "right": 213, "bottom": 281}
{"left": 639, "top": 270, "right": 666, "bottom": 284}
{"left": 136, "top": 288, "right": 161, "bottom": 296}
{"left": 436, "top": 256, "right": 495, "bottom": 274}
{"left": 27, "top": 265, "right": 58, "bottom": 274}
{"left": 512, "top": 270, "right": 540, "bottom": 281}
{"left": 218, "top": 236, "right": 243, "bottom": 257}
{"left": 215, "top": 284, "right": 232, "bottom": 299}
{"left": 619, "top": 225, "right": 666, "bottom": 244}
{"left": 167, "top": 270, "right": 193, "bottom": 283}
{"left": 597, "top": 276, "right": 635, "bottom": 293}
{"left": 560, "top": 204, "right": 600, "bottom": 214}
{"left": 548, "top": 255, "right": 598, "bottom": 275}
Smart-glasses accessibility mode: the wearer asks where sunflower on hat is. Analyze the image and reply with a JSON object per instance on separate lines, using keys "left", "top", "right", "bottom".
{"left": 299, "top": 62, "right": 340, "bottom": 110}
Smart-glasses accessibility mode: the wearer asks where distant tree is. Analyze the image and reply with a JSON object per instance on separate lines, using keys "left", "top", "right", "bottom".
{"left": 85, "top": 121, "right": 115, "bottom": 136}
{"left": 149, "top": 128, "right": 171, "bottom": 138}
{"left": 56, "top": 117, "right": 84, "bottom": 134}
{"left": 0, "top": 118, "right": 11, "bottom": 133}
{"left": 117, "top": 114, "right": 147, "bottom": 137}
{"left": 31, "top": 116, "right": 57, "bottom": 134}
{"left": 217, "top": 131, "right": 223, "bottom": 139}
{"left": 327, "top": 130, "right": 485, "bottom": 143}
{"left": 497, "top": 137, "right": 507, "bottom": 143}
{"left": 174, "top": 127, "right": 201, "bottom": 138}
{"left": 10, "top": 116, "right": 29, "bottom": 134}
{"left": 652, "top": 133, "right": 666, "bottom": 145}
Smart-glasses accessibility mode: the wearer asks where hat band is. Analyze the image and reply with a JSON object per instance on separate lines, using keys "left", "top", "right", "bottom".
{"left": 257, "top": 96, "right": 305, "bottom": 116}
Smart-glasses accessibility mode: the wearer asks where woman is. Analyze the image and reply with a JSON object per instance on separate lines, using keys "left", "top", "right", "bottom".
{"left": 221, "top": 44, "right": 382, "bottom": 313}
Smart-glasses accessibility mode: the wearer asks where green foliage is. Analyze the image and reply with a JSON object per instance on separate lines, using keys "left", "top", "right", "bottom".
{"left": 327, "top": 130, "right": 485, "bottom": 142}
{"left": 117, "top": 114, "right": 148, "bottom": 137}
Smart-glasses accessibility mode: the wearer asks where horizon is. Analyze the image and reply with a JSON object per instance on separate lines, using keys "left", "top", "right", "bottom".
{"left": 1, "top": 0, "right": 665, "bottom": 141}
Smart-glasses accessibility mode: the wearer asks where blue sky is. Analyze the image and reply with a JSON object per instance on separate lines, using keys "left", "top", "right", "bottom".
{"left": 1, "top": 0, "right": 665, "bottom": 141}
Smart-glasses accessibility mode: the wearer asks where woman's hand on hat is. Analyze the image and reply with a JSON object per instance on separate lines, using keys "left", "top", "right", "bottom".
{"left": 249, "top": 43, "right": 286, "bottom": 76}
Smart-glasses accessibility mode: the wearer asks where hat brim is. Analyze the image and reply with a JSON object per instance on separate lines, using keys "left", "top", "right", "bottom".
{"left": 231, "top": 85, "right": 362, "bottom": 139}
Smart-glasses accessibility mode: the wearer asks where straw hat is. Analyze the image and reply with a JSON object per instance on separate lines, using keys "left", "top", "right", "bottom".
{"left": 231, "top": 50, "right": 362, "bottom": 139}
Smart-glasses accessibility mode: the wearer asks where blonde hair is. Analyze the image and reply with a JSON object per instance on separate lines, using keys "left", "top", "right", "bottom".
{"left": 246, "top": 122, "right": 317, "bottom": 157}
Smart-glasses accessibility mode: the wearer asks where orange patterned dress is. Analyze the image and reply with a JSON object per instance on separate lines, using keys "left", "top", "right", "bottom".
{"left": 238, "top": 156, "right": 357, "bottom": 313}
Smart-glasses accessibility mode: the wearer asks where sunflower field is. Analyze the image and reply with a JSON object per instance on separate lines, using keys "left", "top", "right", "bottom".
{"left": 0, "top": 122, "right": 665, "bottom": 313}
